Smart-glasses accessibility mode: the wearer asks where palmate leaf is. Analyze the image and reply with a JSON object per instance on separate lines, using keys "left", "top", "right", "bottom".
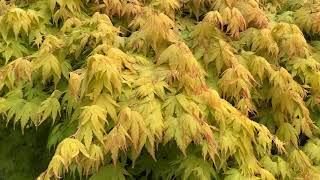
{"left": 38, "top": 90, "right": 62, "bottom": 125}
{"left": 236, "top": 1, "right": 269, "bottom": 28}
{"left": 137, "top": 99, "right": 164, "bottom": 158}
{"left": 303, "top": 138, "right": 320, "bottom": 164}
{"left": 202, "top": 11, "right": 224, "bottom": 29}
{"left": 67, "top": 13, "right": 119, "bottom": 57}
{"left": 133, "top": 81, "right": 168, "bottom": 100}
{"left": 121, "top": 0, "right": 143, "bottom": 18}
{"left": 0, "top": 89, "right": 42, "bottom": 133}
{"left": 192, "top": 37, "right": 237, "bottom": 74}
{"left": 163, "top": 116, "right": 191, "bottom": 155}
{"left": 284, "top": 56, "right": 320, "bottom": 109}
{"left": 63, "top": 13, "right": 119, "bottom": 58}
{"left": 162, "top": 94, "right": 218, "bottom": 159}
{"left": 260, "top": 156, "right": 278, "bottom": 176}
{"left": 89, "top": 164, "right": 130, "bottom": 180}
{"left": 3, "top": 0, "right": 320, "bottom": 179}
{"left": 128, "top": 64, "right": 169, "bottom": 100}
{"left": 61, "top": 17, "right": 83, "bottom": 33}
{"left": 271, "top": 23, "right": 309, "bottom": 58}
{"left": 127, "top": 10, "right": 179, "bottom": 54}
{"left": 76, "top": 104, "right": 108, "bottom": 147}
{"left": 0, "top": 57, "right": 32, "bottom": 90}
{"left": 157, "top": 42, "right": 206, "bottom": 94}
{"left": 103, "top": 48, "right": 135, "bottom": 71}
{"left": 0, "top": 7, "right": 40, "bottom": 40}
{"left": 139, "top": 99, "right": 164, "bottom": 141}
{"left": 224, "top": 169, "right": 254, "bottom": 180}
{"left": 58, "top": 138, "right": 91, "bottom": 162}
{"left": 68, "top": 71, "right": 82, "bottom": 99}
{"left": 47, "top": 120, "right": 78, "bottom": 149}
{"left": 104, "top": 124, "right": 131, "bottom": 165}
{"left": 151, "top": 0, "right": 180, "bottom": 18}
{"left": 95, "top": 93, "right": 118, "bottom": 122}
{"left": 259, "top": 168, "right": 276, "bottom": 180}
{"left": 202, "top": 89, "right": 285, "bottom": 171}
{"left": 82, "top": 144, "right": 105, "bottom": 176}
{"left": 182, "top": 0, "right": 206, "bottom": 19}
{"left": 172, "top": 155, "right": 218, "bottom": 180}
{"left": 244, "top": 54, "right": 273, "bottom": 83}
{"left": 0, "top": 40, "right": 31, "bottom": 63}
{"left": 32, "top": 53, "right": 62, "bottom": 86}
{"left": 294, "top": 3, "right": 320, "bottom": 34}
{"left": 39, "top": 138, "right": 91, "bottom": 179}
{"left": 288, "top": 149, "right": 312, "bottom": 172}
{"left": 251, "top": 29, "right": 279, "bottom": 58}
{"left": 276, "top": 122, "right": 298, "bottom": 147}
{"left": 221, "top": 7, "right": 247, "bottom": 38}
{"left": 218, "top": 64, "right": 255, "bottom": 101}
{"left": 102, "top": 0, "right": 125, "bottom": 17}
{"left": 82, "top": 54, "right": 122, "bottom": 99}
{"left": 48, "top": 0, "right": 83, "bottom": 14}
{"left": 267, "top": 68, "right": 310, "bottom": 119}
{"left": 118, "top": 107, "right": 147, "bottom": 151}
{"left": 190, "top": 17, "right": 225, "bottom": 45}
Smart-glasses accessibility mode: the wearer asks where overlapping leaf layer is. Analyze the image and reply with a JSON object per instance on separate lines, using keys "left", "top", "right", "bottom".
{"left": 1, "top": 0, "right": 320, "bottom": 179}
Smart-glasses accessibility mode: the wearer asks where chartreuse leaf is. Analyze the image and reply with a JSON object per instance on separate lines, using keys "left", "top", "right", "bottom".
{"left": 224, "top": 169, "right": 253, "bottom": 180}
{"left": 38, "top": 138, "right": 91, "bottom": 179}
{"left": 104, "top": 124, "right": 131, "bottom": 165}
{"left": 118, "top": 107, "right": 147, "bottom": 151}
{"left": 32, "top": 53, "right": 62, "bottom": 86}
{"left": 89, "top": 164, "right": 130, "bottom": 180}
{"left": 38, "top": 90, "right": 62, "bottom": 125}
{"left": 83, "top": 54, "right": 122, "bottom": 99}
{"left": 162, "top": 94, "right": 217, "bottom": 159}
{"left": 172, "top": 155, "right": 218, "bottom": 180}
{"left": 75, "top": 105, "right": 108, "bottom": 148}
{"left": 2, "top": 0, "right": 320, "bottom": 180}
{"left": 47, "top": 120, "right": 78, "bottom": 150}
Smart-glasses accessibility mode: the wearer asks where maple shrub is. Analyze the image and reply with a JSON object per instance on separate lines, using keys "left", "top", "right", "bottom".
{"left": 1, "top": 0, "right": 320, "bottom": 179}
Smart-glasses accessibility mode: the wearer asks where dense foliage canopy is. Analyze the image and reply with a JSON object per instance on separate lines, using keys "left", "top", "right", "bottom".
{"left": 1, "top": 0, "right": 320, "bottom": 179}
